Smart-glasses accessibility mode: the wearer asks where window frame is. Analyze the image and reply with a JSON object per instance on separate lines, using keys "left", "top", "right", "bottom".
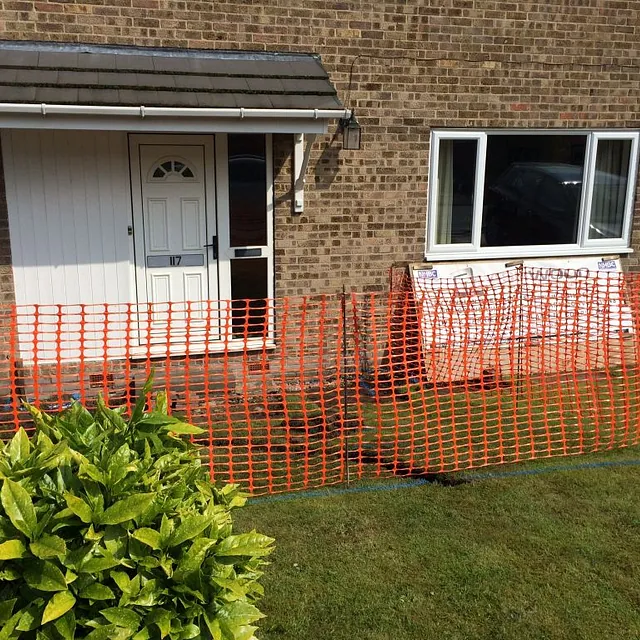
{"left": 425, "top": 129, "right": 640, "bottom": 261}
{"left": 215, "top": 133, "right": 275, "bottom": 344}
{"left": 427, "top": 131, "right": 487, "bottom": 256}
{"left": 580, "top": 131, "right": 640, "bottom": 250}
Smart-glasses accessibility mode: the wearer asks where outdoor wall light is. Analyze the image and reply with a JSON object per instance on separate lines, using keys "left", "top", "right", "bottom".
{"left": 340, "top": 111, "right": 361, "bottom": 150}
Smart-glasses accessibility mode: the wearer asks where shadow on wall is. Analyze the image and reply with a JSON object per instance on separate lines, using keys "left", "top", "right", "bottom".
{"left": 273, "top": 130, "right": 342, "bottom": 212}
{"left": 314, "top": 130, "right": 341, "bottom": 190}
{"left": 0, "top": 148, "right": 12, "bottom": 267}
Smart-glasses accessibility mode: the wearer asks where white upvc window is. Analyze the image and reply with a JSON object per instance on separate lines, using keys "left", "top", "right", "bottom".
{"left": 426, "top": 130, "right": 640, "bottom": 260}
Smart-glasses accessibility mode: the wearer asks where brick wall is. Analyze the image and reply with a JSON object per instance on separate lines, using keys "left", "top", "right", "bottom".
{"left": 1, "top": 0, "right": 640, "bottom": 297}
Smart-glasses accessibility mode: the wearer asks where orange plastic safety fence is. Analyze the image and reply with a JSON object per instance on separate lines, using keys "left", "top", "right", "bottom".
{"left": 0, "top": 266, "right": 638, "bottom": 495}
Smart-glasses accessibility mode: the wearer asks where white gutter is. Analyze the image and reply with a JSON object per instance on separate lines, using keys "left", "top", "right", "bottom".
{"left": 0, "top": 103, "right": 350, "bottom": 120}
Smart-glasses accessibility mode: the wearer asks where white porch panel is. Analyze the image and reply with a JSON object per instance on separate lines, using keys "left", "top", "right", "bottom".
{"left": 2, "top": 129, "right": 133, "bottom": 362}
{"left": 2, "top": 129, "right": 133, "bottom": 307}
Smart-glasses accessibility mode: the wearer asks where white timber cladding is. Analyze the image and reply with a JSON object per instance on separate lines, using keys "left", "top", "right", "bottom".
{"left": 1, "top": 129, "right": 133, "bottom": 307}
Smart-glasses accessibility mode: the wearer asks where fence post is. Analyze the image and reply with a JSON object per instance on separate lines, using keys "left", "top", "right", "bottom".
{"left": 341, "top": 285, "right": 351, "bottom": 486}
{"left": 516, "top": 263, "right": 526, "bottom": 404}
{"left": 8, "top": 306, "right": 21, "bottom": 431}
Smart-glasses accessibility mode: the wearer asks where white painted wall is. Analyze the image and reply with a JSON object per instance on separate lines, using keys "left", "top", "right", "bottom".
{"left": 1, "top": 129, "right": 133, "bottom": 307}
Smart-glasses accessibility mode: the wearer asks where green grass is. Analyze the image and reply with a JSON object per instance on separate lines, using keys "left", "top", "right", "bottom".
{"left": 200, "top": 368, "right": 640, "bottom": 494}
{"left": 235, "top": 446, "right": 640, "bottom": 640}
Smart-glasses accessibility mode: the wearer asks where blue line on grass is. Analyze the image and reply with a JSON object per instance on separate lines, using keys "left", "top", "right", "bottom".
{"left": 248, "top": 458, "right": 640, "bottom": 505}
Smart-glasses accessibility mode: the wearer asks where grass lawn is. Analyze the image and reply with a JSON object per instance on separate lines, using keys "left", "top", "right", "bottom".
{"left": 235, "top": 446, "right": 640, "bottom": 640}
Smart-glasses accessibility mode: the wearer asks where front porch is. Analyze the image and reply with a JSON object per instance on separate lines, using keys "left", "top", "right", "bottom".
{"left": 0, "top": 40, "right": 347, "bottom": 365}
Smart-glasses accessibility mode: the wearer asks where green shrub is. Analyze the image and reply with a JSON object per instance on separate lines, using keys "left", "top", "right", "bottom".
{"left": 0, "top": 378, "right": 274, "bottom": 639}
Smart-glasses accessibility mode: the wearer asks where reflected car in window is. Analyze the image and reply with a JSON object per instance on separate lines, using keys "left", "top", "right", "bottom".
{"left": 482, "top": 162, "right": 625, "bottom": 247}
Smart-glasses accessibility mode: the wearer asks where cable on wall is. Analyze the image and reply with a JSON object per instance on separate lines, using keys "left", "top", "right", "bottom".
{"left": 344, "top": 52, "right": 640, "bottom": 110}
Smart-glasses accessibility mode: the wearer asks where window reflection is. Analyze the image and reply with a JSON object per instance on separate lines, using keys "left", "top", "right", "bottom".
{"left": 228, "top": 134, "right": 267, "bottom": 247}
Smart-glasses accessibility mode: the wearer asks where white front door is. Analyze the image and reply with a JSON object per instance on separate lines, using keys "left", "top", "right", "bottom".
{"left": 130, "top": 136, "right": 218, "bottom": 348}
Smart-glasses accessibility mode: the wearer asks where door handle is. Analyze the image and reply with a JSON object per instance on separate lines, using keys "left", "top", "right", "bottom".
{"left": 204, "top": 236, "right": 218, "bottom": 260}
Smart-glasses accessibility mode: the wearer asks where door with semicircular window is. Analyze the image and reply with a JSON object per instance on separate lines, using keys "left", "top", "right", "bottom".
{"left": 132, "top": 137, "right": 219, "bottom": 349}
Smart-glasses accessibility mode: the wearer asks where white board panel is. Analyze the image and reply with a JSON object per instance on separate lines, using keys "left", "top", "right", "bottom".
{"left": 184, "top": 272, "right": 203, "bottom": 301}
{"left": 412, "top": 256, "right": 633, "bottom": 348}
{"left": 2, "top": 130, "right": 132, "bottom": 307}
{"left": 147, "top": 199, "right": 170, "bottom": 252}
{"left": 151, "top": 273, "right": 171, "bottom": 304}
{"left": 181, "top": 199, "right": 201, "bottom": 250}
{"left": 1, "top": 130, "right": 133, "bottom": 361}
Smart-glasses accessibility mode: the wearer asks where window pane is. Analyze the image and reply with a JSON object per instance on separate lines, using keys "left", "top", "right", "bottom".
{"left": 435, "top": 139, "right": 476, "bottom": 244}
{"left": 481, "top": 135, "right": 587, "bottom": 246}
{"left": 231, "top": 258, "right": 268, "bottom": 337}
{"left": 228, "top": 134, "right": 267, "bottom": 247}
{"left": 588, "top": 139, "right": 631, "bottom": 240}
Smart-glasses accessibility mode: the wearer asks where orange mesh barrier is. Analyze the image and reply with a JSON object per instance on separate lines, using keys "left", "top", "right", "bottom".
{"left": 0, "top": 266, "right": 639, "bottom": 495}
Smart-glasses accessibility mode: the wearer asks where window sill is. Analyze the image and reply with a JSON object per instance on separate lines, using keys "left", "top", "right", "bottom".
{"left": 129, "top": 338, "right": 277, "bottom": 361}
{"left": 20, "top": 339, "right": 278, "bottom": 366}
{"left": 424, "top": 246, "right": 633, "bottom": 262}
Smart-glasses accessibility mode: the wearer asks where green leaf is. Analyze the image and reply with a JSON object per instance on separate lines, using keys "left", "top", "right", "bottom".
{"left": 138, "top": 416, "right": 205, "bottom": 434}
{"left": 100, "top": 494, "right": 155, "bottom": 525}
{"left": 8, "top": 428, "right": 30, "bottom": 464}
{"left": 0, "top": 539, "right": 27, "bottom": 560}
{"left": 96, "top": 395, "right": 129, "bottom": 431}
{"left": 0, "top": 567, "right": 20, "bottom": 580}
{"left": 86, "top": 524, "right": 104, "bottom": 542}
{"left": 165, "top": 421, "right": 206, "bottom": 435}
{"left": 179, "top": 624, "right": 201, "bottom": 640}
{"left": 110, "top": 570, "right": 131, "bottom": 594}
{"left": 159, "top": 554, "right": 173, "bottom": 578}
{"left": 41, "top": 591, "right": 76, "bottom": 625}
{"left": 80, "top": 552, "right": 121, "bottom": 573}
{"left": 215, "top": 531, "right": 275, "bottom": 557}
{"left": 54, "top": 611, "right": 76, "bottom": 640}
{"left": 79, "top": 462, "right": 106, "bottom": 484}
{"left": 107, "top": 445, "right": 134, "bottom": 485}
{"left": 109, "top": 444, "right": 132, "bottom": 468}
{"left": 130, "top": 578, "right": 160, "bottom": 607}
{"left": 132, "top": 629, "right": 151, "bottom": 640}
{"left": 130, "top": 373, "right": 154, "bottom": 424}
{"left": 85, "top": 625, "right": 132, "bottom": 640}
{"left": 1, "top": 478, "right": 37, "bottom": 539}
{"left": 64, "top": 492, "right": 93, "bottom": 524}
{"left": 30, "top": 534, "right": 67, "bottom": 560}
{"left": 218, "top": 601, "right": 265, "bottom": 626}
{"left": 15, "top": 601, "right": 44, "bottom": 631}
{"left": 155, "top": 391, "right": 168, "bottom": 415}
{"left": 0, "top": 611, "right": 20, "bottom": 640}
{"left": 203, "top": 615, "right": 222, "bottom": 640}
{"left": 101, "top": 607, "right": 141, "bottom": 630}
{"left": 64, "top": 544, "right": 92, "bottom": 570}
{"left": 103, "top": 526, "right": 128, "bottom": 556}
{"left": 0, "top": 598, "right": 17, "bottom": 624}
{"left": 159, "top": 514, "right": 173, "bottom": 542}
{"left": 212, "top": 577, "right": 250, "bottom": 599}
{"left": 65, "top": 569, "right": 78, "bottom": 584}
{"left": 78, "top": 582, "right": 115, "bottom": 600}
{"left": 218, "top": 602, "right": 264, "bottom": 640}
{"left": 132, "top": 527, "right": 162, "bottom": 551}
{"left": 168, "top": 514, "right": 214, "bottom": 548}
{"left": 145, "top": 609, "right": 171, "bottom": 638}
{"left": 24, "top": 560, "right": 68, "bottom": 592}
{"left": 176, "top": 538, "right": 216, "bottom": 576}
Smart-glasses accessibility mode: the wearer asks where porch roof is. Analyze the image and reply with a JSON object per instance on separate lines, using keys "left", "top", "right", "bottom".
{"left": 0, "top": 40, "right": 343, "bottom": 111}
